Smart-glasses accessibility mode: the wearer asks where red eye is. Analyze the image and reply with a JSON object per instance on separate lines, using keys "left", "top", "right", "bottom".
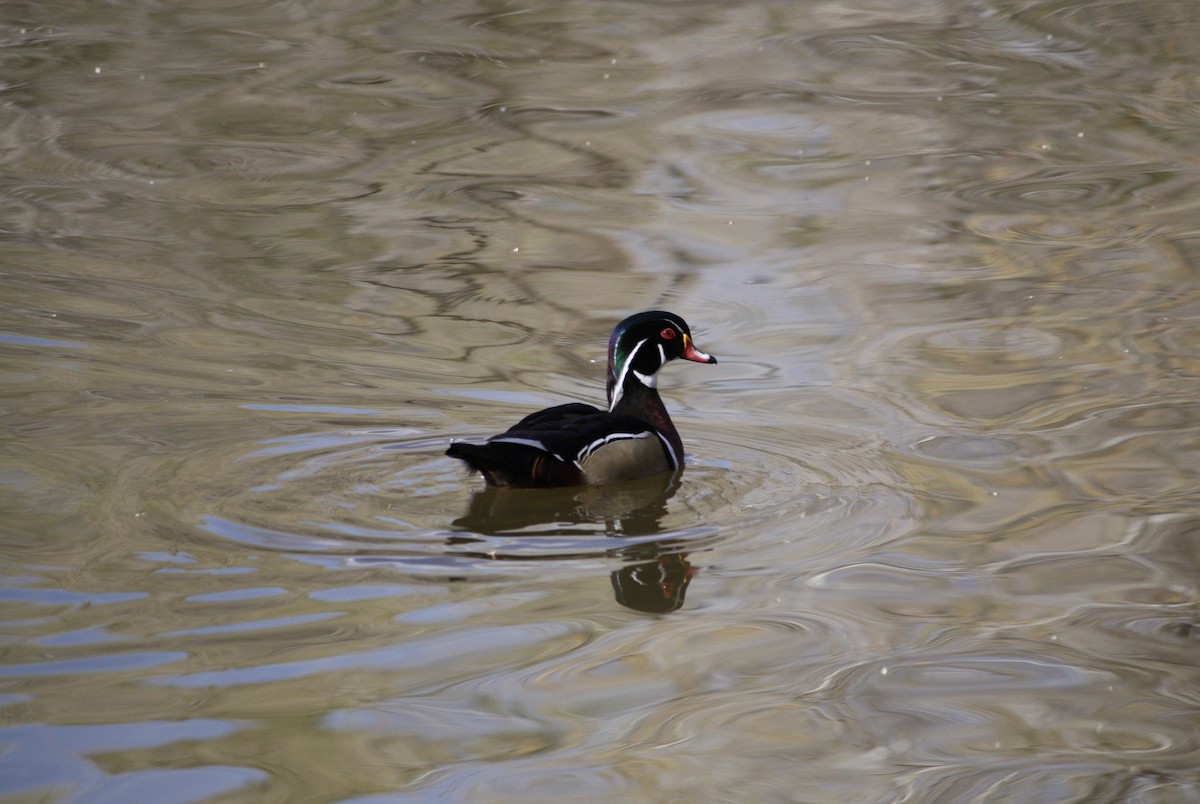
{"left": 661, "top": 328, "right": 677, "bottom": 340}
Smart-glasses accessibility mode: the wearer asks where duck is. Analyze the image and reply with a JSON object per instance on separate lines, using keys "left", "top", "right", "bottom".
{"left": 446, "top": 310, "right": 717, "bottom": 488}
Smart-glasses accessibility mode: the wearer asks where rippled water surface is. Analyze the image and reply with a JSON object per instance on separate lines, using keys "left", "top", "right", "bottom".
{"left": 3, "top": 0, "right": 1200, "bottom": 800}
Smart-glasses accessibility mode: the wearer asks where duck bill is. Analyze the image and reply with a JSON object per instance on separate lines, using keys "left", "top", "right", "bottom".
{"left": 682, "top": 334, "right": 717, "bottom": 364}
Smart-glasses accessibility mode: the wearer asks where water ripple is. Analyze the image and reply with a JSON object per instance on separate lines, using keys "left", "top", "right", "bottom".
{"left": 154, "top": 621, "right": 585, "bottom": 689}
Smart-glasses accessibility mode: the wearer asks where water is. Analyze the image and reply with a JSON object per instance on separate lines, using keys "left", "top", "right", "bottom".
{"left": 3, "top": 0, "right": 1199, "bottom": 801}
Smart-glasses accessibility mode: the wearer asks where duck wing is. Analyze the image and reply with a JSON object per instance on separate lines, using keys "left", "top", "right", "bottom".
{"left": 446, "top": 403, "right": 676, "bottom": 487}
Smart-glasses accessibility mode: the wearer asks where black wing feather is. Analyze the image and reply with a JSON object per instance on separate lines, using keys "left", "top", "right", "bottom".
{"left": 446, "top": 403, "right": 664, "bottom": 488}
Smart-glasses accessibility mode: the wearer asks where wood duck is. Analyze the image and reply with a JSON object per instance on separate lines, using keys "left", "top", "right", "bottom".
{"left": 446, "top": 310, "right": 717, "bottom": 488}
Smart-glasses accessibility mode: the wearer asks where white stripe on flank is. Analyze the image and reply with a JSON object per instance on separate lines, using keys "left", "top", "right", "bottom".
{"left": 653, "top": 431, "right": 679, "bottom": 470}
{"left": 491, "top": 436, "right": 550, "bottom": 451}
{"left": 490, "top": 436, "right": 568, "bottom": 462}
{"left": 574, "top": 430, "right": 652, "bottom": 467}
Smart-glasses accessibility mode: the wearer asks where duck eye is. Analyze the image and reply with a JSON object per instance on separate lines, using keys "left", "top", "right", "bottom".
{"left": 660, "top": 328, "right": 677, "bottom": 340}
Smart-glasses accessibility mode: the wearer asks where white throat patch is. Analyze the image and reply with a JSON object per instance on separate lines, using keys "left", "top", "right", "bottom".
{"left": 633, "top": 369, "right": 657, "bottom": 388}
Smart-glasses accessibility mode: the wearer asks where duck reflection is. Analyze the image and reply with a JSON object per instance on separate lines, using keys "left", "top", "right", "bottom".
{"left": 449, "top": 473, "right": 695, "bottom": 613}
{"left": 451, "top": 472, "right": 677, "bottom": 535}
{"left": 610, "top": 548, "right": 694, "bottom": 614}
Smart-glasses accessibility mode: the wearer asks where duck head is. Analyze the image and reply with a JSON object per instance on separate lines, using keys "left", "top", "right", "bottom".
{"left": 606, "top": 310, "right": 717, "bottom": 411}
